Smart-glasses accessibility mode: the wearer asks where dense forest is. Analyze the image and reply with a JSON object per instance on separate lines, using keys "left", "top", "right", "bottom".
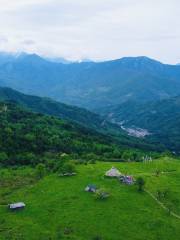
{"left": 0, "top": 87, "right": 161, "bottom": 152}
{"left": 0, "top": 102, "right": 155, "bottom": 167}
{"left": 99, "top": 97, "right": 180, "bottom": 154}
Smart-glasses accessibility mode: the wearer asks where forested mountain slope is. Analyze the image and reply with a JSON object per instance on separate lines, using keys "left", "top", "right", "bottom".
{"left": 0, "top": 101, "right": 157, "bottom": 166}
{"left": 99, "top": 97, "right": 180, "bottom": 153}
{"left": 0, "top": 86, "right": 156, "bottom": 152}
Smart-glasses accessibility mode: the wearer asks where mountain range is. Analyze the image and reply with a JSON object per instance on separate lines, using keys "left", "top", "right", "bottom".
{"left": 0, "top": 52, "right": 179, "bottom": 153}
{"left": 0, "top": 52, "right": 180, "bottom": 109}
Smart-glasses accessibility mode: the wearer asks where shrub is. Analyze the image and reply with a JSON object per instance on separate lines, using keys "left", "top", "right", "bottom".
{"left": 35, "top": 163, "right": 46, "bottom": 179}
{"left": 89, "top": 159, "right": 96, "bottom": 164}
{"left": 0, "top": 152, "right": 8, "bottom": 166}
{"left": 93, "top": 236, "right": 103, "bottom": 240}
{"left": 59, "top": 162, "right": 76, "bottom": 174}
{"left": 136, "top": 177, "right": 145, "bottom": 192}
{"left": 95, "top": 188, "right": 110, "bottom": 200}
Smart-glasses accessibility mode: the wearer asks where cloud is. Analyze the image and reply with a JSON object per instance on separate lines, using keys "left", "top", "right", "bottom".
{"left": 0, "top": 35, "right": 8, "bottom": 44}
{"left": 21, "top": 39, "right": 36, "bottom": 46}
{"left": 0, "top": 0, "right": 52, "bottom": 11}
{"left": 0, "top": 0, "right": 179, "bottom": 63}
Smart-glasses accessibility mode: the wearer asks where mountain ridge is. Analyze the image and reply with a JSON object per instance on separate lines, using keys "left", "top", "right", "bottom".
{"left": 0, "top": 52, "right": 180, "bottom": 109}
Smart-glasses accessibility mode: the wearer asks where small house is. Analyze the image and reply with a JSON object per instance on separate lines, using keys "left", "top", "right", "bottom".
{"left": 85, "top": 184, "right": 97, "bottom": 193}
{"left": 105, "top": 167, "right": 122, "bottom": 178}
{"left": 59, "top": 172, "right": 76, "bottom": 177}
{"left": 9, "top": 202, "right": 26, "bottom": 210}
{"left": 122, "top": 175, "right": 134, "bottom": 185}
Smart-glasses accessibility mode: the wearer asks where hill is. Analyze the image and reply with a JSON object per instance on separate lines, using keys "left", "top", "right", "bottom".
{"left": 0, "top": 101, "right": 154, "bottom": 166}
{"left": 0, "top": 87, "right": 160, "bottom": 152}
{"left": 0, "top": 158, "right": 180, "bottom": 239}
{"left": 99, "top": 97, "right": 180, "bottom": 153}
{"left": 0, "top": 53, "right": 180, "bottom": 109}
{"left": 0, "top": 87, "right": 120, "bottom": 134}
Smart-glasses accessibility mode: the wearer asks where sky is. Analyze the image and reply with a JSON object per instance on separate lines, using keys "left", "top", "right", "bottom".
{"left": 0, "top": 0, "right": 179, "bottom": 63}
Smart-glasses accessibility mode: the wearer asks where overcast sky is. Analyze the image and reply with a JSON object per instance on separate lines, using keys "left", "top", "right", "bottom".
{"left": 0, "top": 0, "right": 179, "bottom": 63}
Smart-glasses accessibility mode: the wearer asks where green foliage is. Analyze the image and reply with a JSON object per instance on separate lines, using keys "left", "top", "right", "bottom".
{"left": 95, "top": 188, "right": 110, "bottom": 200}
{"left": 35, "top": 163, "right": 46, "bottom": 179}
{"left": 89, "top": 159, "right": 97, "bottom": 164}
{"left": 0, "top": 102, "right": 151, "bottom": 167}
{"left": 58, "top": 162, "right": 76, "bottom": 174}
{"left": 101, "top": 96, "right": 180, "bottom": 154}
{"left": 136, "top": 177, "right": 145, "bottom": 192}
{"left": 0, "top": 152, "right": 8, "bottom": 165}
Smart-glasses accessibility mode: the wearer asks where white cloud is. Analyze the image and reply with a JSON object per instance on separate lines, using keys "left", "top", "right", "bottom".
{"left": 0, "top": 0, "right": 51, "bottom": 11}
{"left": 0, "top": 0, "right": 179, "bottom": 63}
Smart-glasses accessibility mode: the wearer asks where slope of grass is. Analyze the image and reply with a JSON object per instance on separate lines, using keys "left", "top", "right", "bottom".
{"left": 0, "top": 158, "right": 180, "bottom": 240}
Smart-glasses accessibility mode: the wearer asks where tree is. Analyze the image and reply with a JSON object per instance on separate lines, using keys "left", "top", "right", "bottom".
{"left": 155, "top": 169, "right": 161, "bottom": 177}
{"left": 35, "top": 163, "right": 46, "bottom": 179}
{"left": 136, "top": 177, "right": 145, "bottom": 192}
{"left": 89, "top": 159, "right": 96, "bottom": 164}
{"left": 0, "top": 152, "right": 8, "bottom": 166}
{"left": 121, "top": 151, "right": 132, "bottom": 162}
{"left": 62, "top": 162, "right": 76, "bottom": 174}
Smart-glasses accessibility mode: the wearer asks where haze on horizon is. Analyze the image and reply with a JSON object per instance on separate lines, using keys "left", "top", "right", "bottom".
{"left": 0, "top": 0, "right": 179, "bottom": 64}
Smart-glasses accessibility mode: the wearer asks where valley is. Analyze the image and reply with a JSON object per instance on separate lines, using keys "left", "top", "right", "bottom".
{"left": 99, "top": 97, "right": 180, "bottom": 153}
{"left": 0, "top": 54, "right": 179, "bottom": 240}
{"left": 0, "top": 1, "right": 179, "bottom": 239}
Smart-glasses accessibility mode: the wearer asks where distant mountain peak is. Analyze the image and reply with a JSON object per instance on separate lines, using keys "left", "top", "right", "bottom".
{"left": 118, "top": 56, "right": 163, "bottom": 65}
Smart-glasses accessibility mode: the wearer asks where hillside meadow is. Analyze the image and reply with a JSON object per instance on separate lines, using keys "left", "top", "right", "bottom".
{"left": 0, "top": 157, "right": 180, "bottom": 240}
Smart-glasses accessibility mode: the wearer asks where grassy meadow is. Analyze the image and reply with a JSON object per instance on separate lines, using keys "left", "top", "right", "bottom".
{"left": 0, "top": 158, "right": 180, "bottom": 240}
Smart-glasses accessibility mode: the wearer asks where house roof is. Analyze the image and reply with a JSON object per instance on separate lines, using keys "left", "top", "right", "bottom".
{"left": 9, "top": 202, "right": 26, "bottom": 209}
{"left": 87, "top": 184, "right": 97, "bottom": 189}
{"left": 105, "top": 167, "right": 121, "bottom": 177}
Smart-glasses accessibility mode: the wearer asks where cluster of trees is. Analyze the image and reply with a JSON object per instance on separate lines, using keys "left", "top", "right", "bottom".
{"left": 0, "top": 102, "right": 158, "bottom": 167}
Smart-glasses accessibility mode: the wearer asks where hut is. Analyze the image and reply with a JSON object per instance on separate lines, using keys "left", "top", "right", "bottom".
{"left": 59, "top": 172, "right": 76, "bottom": 177}
{"left": 105, "top": 167, "right": 122, "bottom": 177}
{"left": 9, "top": 202, "right": 26, "bottom": 210}
{"left": 122, "top": 175, "right": 134, "bottom": 185}
{"left": 85, "top": 184, "right": 97, "bottom": 193}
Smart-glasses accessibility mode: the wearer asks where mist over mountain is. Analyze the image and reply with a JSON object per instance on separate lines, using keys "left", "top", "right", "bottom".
{"left": 0, "top": 52, "right": 180, "bottom": 110}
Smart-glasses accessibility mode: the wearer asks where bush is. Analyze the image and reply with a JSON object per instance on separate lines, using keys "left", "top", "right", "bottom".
{"left": 95, "top": 188, "right": 110, "bottom": 200}
{"left": 93, "top": 236, "right": 103, "bottom": 240}
{"left": 35, "top": 163, "right": 46, "bottom": 179}
{"left": 136, "top": 177, "right": 145, "bottom": 192}
{"left": 58, "top": 162, "right": 76, "bottom": 174}
{"left": 0, "top": 152, "right": 8, "bottom": 166}
{"left": 89, "top": 159, "right": 96, "bottom": 164}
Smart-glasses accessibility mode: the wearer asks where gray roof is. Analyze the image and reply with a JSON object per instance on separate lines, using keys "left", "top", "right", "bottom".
{"left": 9, "top": 202, "right": 26, "bottom": 209}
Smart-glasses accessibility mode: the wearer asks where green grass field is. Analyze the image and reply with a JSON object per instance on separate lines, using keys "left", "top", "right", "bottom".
{"left": 0, "top": 158, "right": 180, "bottom": 240}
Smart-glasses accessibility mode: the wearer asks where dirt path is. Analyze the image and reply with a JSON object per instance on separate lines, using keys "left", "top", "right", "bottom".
{"left": 145, "top": 189, "right": 180, "bottom": 220}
